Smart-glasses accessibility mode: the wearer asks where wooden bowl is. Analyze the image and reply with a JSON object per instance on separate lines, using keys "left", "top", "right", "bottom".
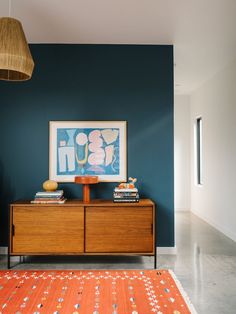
{"left": 74, "top": 176, "right": 99, "bottom": 185}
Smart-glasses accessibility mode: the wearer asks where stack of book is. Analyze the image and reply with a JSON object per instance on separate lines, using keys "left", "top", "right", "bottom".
{"left": 113, "top": 187, "right": 139, "bottom": 203}
{"left": 31, "top": 190, "right": 65, "bottom": 204}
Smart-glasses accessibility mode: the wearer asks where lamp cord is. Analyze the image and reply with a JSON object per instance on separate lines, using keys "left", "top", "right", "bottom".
{"left": 9, "top": 0, "right": 11, "bottom": 17}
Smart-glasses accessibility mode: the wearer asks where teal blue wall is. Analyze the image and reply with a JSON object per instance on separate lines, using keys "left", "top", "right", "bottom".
{"left": 0, "top": 44, "right": 174, "bottom": 247}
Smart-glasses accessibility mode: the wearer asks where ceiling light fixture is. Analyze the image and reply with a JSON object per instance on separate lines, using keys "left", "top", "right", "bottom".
{"left": 0, "top": 0, "right": 34, "bottom": 81}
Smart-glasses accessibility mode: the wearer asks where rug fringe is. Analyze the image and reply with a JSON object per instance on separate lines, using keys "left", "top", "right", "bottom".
{"left": 168, "top": 270, "right": 198, "bottom": 314}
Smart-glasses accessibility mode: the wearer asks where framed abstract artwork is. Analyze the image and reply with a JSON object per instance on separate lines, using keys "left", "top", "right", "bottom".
{"left": 49, "top": 121, "right": 127, "bottom": 182}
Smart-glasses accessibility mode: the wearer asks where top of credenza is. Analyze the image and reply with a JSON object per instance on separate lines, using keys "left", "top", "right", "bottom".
{"left": 10, "top": 199, "right": 155, "bottom": 207}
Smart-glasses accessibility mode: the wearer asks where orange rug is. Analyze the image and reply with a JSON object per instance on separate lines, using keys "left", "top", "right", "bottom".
{"left": 0, "top": 269, "right": 197, "bottom": 314}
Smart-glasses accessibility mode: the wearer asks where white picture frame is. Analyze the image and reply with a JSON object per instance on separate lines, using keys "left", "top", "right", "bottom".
{"left": 49, "top": 121, "right": 127, "bottom": 182}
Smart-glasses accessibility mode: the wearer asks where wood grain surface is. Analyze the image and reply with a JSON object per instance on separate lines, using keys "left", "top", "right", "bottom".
{"left": 12, "top": 206, "right": 84, "bottom": 253}
{"left": 10, "top": 200, "right": 155, "bottom": 257}
{"left": 86, "top": 206, "right": 154, "bottom": 253}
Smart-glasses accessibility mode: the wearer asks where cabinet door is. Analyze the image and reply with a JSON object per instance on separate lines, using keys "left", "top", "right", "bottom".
{"left": 86, "top": 206, "right": 154, "bottom": 253}
{"left": 12, "top": 206, "right": 84, "bottom": 253}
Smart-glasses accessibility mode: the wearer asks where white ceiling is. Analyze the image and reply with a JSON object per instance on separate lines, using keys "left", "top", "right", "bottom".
{"left": 1, "top": 0, "right": 236, "bottom": 94}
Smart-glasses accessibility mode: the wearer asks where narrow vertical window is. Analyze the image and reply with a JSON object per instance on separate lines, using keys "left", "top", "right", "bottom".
{"left": 196, "top": 117, "right": 202, "bottom": 185}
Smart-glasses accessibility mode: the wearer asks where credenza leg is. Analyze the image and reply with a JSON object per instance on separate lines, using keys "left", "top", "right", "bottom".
{"left": 7, "top": 251, "right": 10, "bottom": 269}
{"left": 154, "top": 238, "right": 157, "bottom": 269}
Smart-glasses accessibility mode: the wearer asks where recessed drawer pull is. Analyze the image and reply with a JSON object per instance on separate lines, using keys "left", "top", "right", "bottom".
{"left": 12, "top": 224, "right": 15, "bottom": 236}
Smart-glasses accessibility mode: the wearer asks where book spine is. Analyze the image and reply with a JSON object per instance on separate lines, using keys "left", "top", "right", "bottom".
{"left": 114, "top": 188, "right": 138, "bottom": 193}
{"left": 113, "top": 199, "right": 139, "bottom": 203}
{"left": 31, "top": 200, "right": 66, "bottom": 204}
{"left": 114, "top": 193, "right": 138, "bottom": 197}
{"left": 34, "top": 197, "right": 64, "bottom": 201}
{"left": 35, "top": 193, "right": 63, "bottom": 196}
{"left": 35, "top": 190, "right": 63, "bottom": 196}
{"left": 113, "top": 196, "right": 139, "bottom": 199}
{"left": 34, "top": 195, "right": 63, "bottom": 199}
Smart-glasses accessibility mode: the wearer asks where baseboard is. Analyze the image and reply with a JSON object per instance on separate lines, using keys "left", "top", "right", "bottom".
{"left": 157, "top": 246, "right": 177, "bottom": 254}
{"left": 0, "top": 247, "right": 7, "bottom": 255}
{"left": 1, "top": 246, "right": 178, "bottom": 258}
{"left": 192, "top": 209, "right": 236, "bottom": 242}
{"left": 0, "top": 247, "right": 20, "bottom": 262}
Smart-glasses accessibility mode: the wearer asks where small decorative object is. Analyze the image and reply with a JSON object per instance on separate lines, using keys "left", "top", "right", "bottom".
{"left": 49, "top": 121, "right": 127, "bottom": 182}
{"left": 114, "top": 177, "right": 139, "bottom": 203}
{"left": 75, "top": 175, "right": 98, "bottom": 203}
{"left": 43, "top": 180, "right": 58, "bottom": 192}
{"left": 118, "top": 177, "right": 137, "bottom": 189}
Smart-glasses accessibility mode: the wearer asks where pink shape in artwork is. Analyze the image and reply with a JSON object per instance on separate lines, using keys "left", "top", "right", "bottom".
{"left": 88, "top": 148, "right": 105, "bottom": 165}
{"left": 88, "top": 130, "right": 105, "bottom": 166}
{"left": 89, "top": 130, "right": 102, "bottom": 143}
{"left": 89, "top": 138, "right": 103, "bottom": 152}
{"left": 105, "top": 145, "right": 114, "bottom": 166}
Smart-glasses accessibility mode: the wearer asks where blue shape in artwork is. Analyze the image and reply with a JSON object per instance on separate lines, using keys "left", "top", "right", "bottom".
{"left": 56, "top": 128, "right": 120, "bottom": 176}
{"left": 76, "top": 144, "right": 86, "bottom": 160}
{"left": 66, "top": 129, "right": 76, "bottom": 146}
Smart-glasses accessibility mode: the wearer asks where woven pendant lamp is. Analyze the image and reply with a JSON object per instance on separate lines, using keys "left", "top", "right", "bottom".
{"left": 0, "top": 17, "right": 34, "bottom": 81}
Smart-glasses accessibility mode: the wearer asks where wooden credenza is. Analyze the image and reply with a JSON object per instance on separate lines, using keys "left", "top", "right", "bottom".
{"left": 9, "top": 199, "right": 156, "bottom": 268}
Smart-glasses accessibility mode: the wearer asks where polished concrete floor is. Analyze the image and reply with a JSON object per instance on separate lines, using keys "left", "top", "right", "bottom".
{"left": 158, "top": 213, "right": 236, "bottom": 314}
{"left": 1, "top": 212, "right": 236, "bottom": 313}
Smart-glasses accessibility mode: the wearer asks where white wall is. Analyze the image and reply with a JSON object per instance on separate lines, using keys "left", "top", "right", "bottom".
{"left": 190, "top": 59, "right": 236, "bottom": 241}
{"left": 174, "top": 95, "right": 191, "bottom": 211}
